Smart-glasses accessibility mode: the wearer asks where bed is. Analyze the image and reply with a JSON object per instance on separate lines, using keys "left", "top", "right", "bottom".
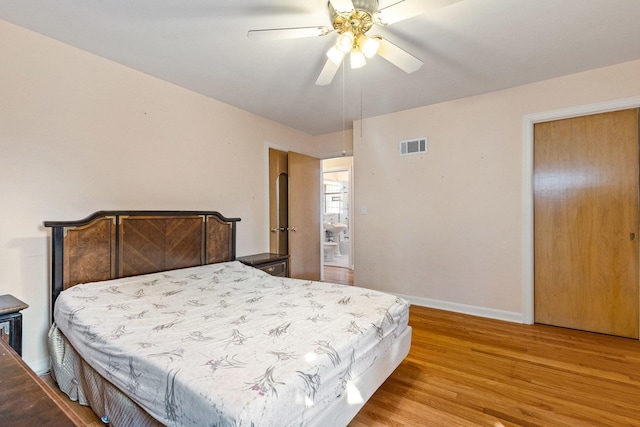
{"left": 44, "top": 211, "right": 411, "bottom": 426}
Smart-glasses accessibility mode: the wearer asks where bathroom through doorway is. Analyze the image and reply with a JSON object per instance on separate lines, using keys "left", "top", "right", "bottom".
{"left": 322, "top": 157, "right": 353, "bottom": 271}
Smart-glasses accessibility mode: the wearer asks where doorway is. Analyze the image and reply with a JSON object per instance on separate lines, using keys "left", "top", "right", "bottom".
{"left": 322, "top": 157, "right": 354, "bottom": 272}
{"left": 268, "top": 149, "right": 353, "bottom": 281}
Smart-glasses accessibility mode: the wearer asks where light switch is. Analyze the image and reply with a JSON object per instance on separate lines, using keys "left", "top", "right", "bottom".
{"left": 360, "top": 206, "right": 367, "bottom": 215}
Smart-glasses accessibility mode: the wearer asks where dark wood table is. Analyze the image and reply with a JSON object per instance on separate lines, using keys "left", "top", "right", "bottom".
{"left": 0, "top": 294, "right": 29, "bottom": 355}
{"left": 0, "top": 338, "right": 83, "bottom": 426}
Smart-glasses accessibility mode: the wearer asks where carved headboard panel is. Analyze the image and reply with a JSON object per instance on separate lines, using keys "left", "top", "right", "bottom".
{"left": 44, "top": 211, "right": 240, "bottom": 310}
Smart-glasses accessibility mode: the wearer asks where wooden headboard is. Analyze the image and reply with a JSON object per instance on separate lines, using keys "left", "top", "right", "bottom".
{"left": 44, "top": 211, "right": 241, "bottom": 310}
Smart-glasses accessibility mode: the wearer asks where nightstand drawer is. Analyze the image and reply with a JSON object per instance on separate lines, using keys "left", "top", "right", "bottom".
{"left": 258, "top": 260, "right": 288, "bottom": 277}
{"left": 237, "top": 253, "right": 290, "bottom": 277}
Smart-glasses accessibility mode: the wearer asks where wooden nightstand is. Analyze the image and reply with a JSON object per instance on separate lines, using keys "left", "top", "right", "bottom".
{"left": 0, "top": 295, "right": 29, "bottom": 356}
{"left": 237, "top": 253, "right": 289, "bottom": 277}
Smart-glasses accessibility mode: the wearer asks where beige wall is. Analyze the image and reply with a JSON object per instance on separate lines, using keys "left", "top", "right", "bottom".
{"left": 312, "top": 129, "right": 353, "bottom": 159}
{"left": 0, "top": 19, "right": 315, "bottom": 371}
{"left": 5, "top": 15, "right": 640, "bottom": 371}
{"left": 353, "top": 59, "right": 640, "bottom": 321}
{"left": 323, "top": 156, "right": 353, "bottom": 170}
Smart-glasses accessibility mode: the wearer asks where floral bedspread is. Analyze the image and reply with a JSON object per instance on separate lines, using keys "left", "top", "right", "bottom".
{"left": 53, "top": 261, "right": 410, "bottom": 426}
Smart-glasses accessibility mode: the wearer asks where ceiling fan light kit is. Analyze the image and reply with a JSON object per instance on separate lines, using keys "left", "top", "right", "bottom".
{"left": 327, "top": 46, "right": 347, "bottom": 65}
{"left": 247, "top": 0, "right": 462, "bottom": 85}
{"left": 327, "top": 0, "right": 378, "bottom": 71}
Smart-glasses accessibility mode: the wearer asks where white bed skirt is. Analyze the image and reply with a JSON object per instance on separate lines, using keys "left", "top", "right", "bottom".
{"left": 49, "top": 323, "right": 412, "bottom": 427}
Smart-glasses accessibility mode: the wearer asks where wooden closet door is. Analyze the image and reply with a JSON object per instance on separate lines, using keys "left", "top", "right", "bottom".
{"left": 534, "top": 109, "right": 639, "bottom": 338}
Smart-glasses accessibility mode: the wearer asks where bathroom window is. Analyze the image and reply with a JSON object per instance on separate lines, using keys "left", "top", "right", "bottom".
{"left": 324, "top": 180, "right": 342, "bottom": 215}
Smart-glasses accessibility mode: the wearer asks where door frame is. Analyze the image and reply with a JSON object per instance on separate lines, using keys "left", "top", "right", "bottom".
{"left": 322, "top": 161, "right": 355, "bottom": 270}
{"left": 522, "top": 95, "right": 640, "bottom": 325}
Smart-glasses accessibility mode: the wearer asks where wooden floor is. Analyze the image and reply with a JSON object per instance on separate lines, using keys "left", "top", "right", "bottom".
{"left": 41, "top": 374, "right": 103, "bottom": 427}
{"left": 41, "top": 303, "right": 640, "bottom": 426}
{"left": 350, "top": 306, "right": 640, "bottom": 426}
{"left": 323, "top": 265, "right": 354, "bottom": 285}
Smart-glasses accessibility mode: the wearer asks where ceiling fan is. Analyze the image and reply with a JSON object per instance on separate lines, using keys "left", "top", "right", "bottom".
{"left": 247, "top": 0, "right": 461, "bottom": 85}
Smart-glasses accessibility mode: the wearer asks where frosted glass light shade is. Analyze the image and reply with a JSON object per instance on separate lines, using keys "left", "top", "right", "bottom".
{"left": 336, "top": 31, "right": 355, "bottom": 53}
{"left": 327, "top": 46, "right": 346, "bottom": 65}
{"left": 350, "top": 50, "right": 366, "bottom": 69}
{"left": 360, "top": 36, "right": 380, "bottom": 58}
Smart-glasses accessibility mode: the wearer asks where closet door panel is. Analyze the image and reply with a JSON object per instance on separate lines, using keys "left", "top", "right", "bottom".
{"left": 534, "top": 109, "right": 639, "bottom": 338}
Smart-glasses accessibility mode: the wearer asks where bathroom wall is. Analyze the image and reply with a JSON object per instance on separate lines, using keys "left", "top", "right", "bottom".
{"left": 323, "top": 157, "right": 353, "bottom": 227}
{"left": 322, "top": 157, "right": 353, "bottom": 268}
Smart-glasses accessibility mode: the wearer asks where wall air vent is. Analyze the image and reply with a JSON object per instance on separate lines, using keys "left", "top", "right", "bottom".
{"left": 399, "top": 138, "right": 427, "bottom": 156}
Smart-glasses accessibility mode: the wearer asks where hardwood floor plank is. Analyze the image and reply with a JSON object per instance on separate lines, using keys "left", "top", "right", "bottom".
{"left": 323, "top": 265, "right": 353, "bottom": 285}
{"left": 350, "top": 306, "right": 640, "bottom": 426}
{"left": 40, "top": 374, "right": 103, "bottom": 427}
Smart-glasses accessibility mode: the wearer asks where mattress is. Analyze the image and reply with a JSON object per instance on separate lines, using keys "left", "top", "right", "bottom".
{"left": 52, "top": 261, "right": 410, "bottom": 426}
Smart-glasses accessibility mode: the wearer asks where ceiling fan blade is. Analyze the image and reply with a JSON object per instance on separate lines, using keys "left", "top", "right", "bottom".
{"left": 379, "top": 0, "right": 461, "bottom": 25}
{"left": 376, "top": 38, "right": 423, "bottom": 73}
{"left": 247, "top": 26, "right": 331, "bottom": 41}
{"left": 316, "top": 57, "right": 343, "bottom": 86}
{"left": 329, "top": 0, "right": 355, "bottom": 13}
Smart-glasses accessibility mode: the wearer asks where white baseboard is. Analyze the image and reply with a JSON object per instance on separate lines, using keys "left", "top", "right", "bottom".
{"left": 27, "top": 357, "right": 50, "bottom": 376}
{"left": 395, "top": 293, "right": 523, "bottom": 324}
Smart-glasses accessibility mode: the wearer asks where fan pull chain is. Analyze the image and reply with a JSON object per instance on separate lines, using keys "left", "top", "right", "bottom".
{"left": 360, "top": 69, "right": 363, "bottom": 137}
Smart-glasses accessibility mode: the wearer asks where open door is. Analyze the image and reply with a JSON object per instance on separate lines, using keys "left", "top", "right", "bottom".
{"left": 269, "top": 148, "right": 289, "bottom": 255}
{"left": 288, "top": 151, "right": 321, "bottom": 280}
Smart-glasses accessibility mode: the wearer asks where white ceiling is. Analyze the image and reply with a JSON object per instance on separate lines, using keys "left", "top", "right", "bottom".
{"left": 2, "top": 0, "right": 640, "bottom": 135}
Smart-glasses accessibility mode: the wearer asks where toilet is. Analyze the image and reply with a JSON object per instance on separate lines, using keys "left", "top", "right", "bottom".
{"left": 323, "top": 242, "right": 338, "bottom": 262}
